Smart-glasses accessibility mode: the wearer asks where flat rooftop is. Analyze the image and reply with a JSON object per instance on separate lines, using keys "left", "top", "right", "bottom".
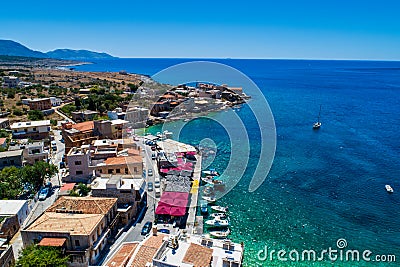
{"left": 0, "top": 149, "right": 23, "bottom": 159}
{"left": 158, "top": 139, "right": 196, "bottom": 154}
{"left": 0, "top": 200, "right": 27, "bottom": 216}
{"left": 91, "top": 176, "right": 144, "bottom": 191}
{"left": 10, "top": 120, "right": 51, "bottom": 129}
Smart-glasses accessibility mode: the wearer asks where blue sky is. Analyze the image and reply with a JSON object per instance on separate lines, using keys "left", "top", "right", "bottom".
{"left": 1, "top": 0, "right": 400, "bottom": 59}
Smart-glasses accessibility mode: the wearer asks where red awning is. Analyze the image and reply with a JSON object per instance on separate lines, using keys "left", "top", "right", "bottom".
{"left": 170, "top": 206, "right": 186, "bottom": 216}
{"left": 155, "top": 203, "right": 171, "bottom": 215}
{"left": 155, "top": 191, "right": 190, "bottom": 216}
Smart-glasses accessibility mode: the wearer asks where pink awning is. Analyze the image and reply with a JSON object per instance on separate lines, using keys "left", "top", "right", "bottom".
{"left": 155, "top": 203, "right": 171, "bottom": 215}
{"left": 170, "top": 206, "right": 186, "bottom": 216}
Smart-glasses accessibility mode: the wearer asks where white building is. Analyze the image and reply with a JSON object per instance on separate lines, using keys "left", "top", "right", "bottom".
{"left": 10, "top": 120, "right": 51, "bottom": 140}
{"left": 0, "top": 200, "right": 30, "bottom": 227}
{"left": 49, "top": 97, "right": 62, "bottom": 106}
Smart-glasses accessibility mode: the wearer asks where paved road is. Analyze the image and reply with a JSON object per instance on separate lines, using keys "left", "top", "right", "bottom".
{"left": 100, "top": 136, "right": 159, "bottom": 263}
{"left": 12, "top": 128, "right": 66, "bottom": 258}
{"left": 54, "top": 104, "right": 75, "bottom": 123}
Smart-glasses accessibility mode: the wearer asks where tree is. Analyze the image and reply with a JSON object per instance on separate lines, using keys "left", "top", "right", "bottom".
{"left": 21, "top": 161, "right": 58, "bottom": 192}
{"left": 28, "top": 110, "right": 44, "bottom": 121}
{"left": 74, "top": 97, "right": 82, "bottom": 110}
{"left": 13, "top": 109, "right": 23, "bottom": 116}
{"left": 77, "top": 183, "right": 90, "bottom": 196}
{"left": 0, "top": 166, "right": 23, "bottom": 199}
{"left": 15, "top": 244, "right": 69, "bottom": 267}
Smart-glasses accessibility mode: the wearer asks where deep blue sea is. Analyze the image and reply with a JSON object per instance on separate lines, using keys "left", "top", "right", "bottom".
{"left": 76, "top": 59, "right": 400, "bottom": 266}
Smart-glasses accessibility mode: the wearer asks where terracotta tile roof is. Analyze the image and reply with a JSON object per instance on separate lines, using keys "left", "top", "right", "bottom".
{"left": 104, "top": 156, "right": 142, "bottom": 166}
{"left": 26, "top": 212, "right": 103, "bottom": 235}
{"left": 105, "top": 242, "right": 139, "bottom": 267}
{"left": 60, "top": 183, "right": 76, "bottom": 192}
{"left": 183, "top": 243, "right": 213, "bottom": 267}
{"left": 131, "top": 234, "right": 166, "bottom": 267}
{"left": 127, "top": 148, "right": 140, "bottom": 156}
{"left": 38, "top": 237, "right": 67, "bottom": 247}
{"left": 72, "top": 121, "right": 94, "bottom": 132}
{"left": 0, "top": 138, "right": 6, "bottom": 145}
{"left": 47, "top": 196, "right": 117, "bottom": 215}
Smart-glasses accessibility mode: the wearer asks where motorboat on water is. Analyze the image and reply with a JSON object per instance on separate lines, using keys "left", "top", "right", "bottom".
{"left": 211, "top": 205, "right": 228, "bottom": 213}
{"left": 209, "top": 228, "right": 231, "bottom": 238}
{"left": 385, "top": 184, "right": 394, "bottom": 193}
{"left": 205, "top": 219, "right": 230, "bottom": 227}
{"left": 202, "top": 196, "right": 217, "bottom": 203}
{"left": 202, "top": 169, "right": 220, "bottom": 176}
{"left": 203, "top": 186, "right": 214, "bottom": 196}
{"left": 210, "top": 213, "right": 228, "bottom": 219}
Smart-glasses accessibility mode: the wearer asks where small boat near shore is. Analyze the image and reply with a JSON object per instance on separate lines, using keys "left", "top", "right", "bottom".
{"left": 385, "top": 184, "right": 394, "bottom": 193}
{"left": 202, "top": 196, "right": 217, "bottom": 203}
{"left": 210, "top": 213, "right": 228, "bottom": 219}
{"left": 209, "top": 228, "right": 231, "bottom": 238}
{"left": 202, "top": 169, "right": 220, "bottom": 176}
{"left": 211, "top": 205, "right": 228, "bottom": 213}
{"left": 205, "top": 219, "right": 230, "bottom": 227}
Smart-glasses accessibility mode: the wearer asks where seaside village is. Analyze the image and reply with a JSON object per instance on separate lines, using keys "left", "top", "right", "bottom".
{"left": 0, "top": 70, "right": 245, "bottom": 267}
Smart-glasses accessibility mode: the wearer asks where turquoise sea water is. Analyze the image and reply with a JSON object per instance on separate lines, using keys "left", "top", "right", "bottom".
{"left": 76, "top": 59, "right": 400, "bottom": 266}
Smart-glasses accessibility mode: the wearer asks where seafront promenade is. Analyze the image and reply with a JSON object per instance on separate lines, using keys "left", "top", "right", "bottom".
{"left": 186, "top": 154, "right": 202, "bottom": 234}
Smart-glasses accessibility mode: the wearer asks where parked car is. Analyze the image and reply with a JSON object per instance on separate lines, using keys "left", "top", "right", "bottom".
{"left": 45, "top": 181, "right": 52, "bottom": 188}
{"left": 158, "top": 229, "right": 170, "bottom": 234}
{"left": 59, "top": 162, "right": 66, "bottom": 169}
{"left": 51, "top": 141, "right": 57, "bottom": 151}
{"left": 141, "top": 221, "right": 153, "bottom": 235}
{"left": 151, "top": 146, "right": 156, "bottom": 151}
{"left": 151, "top": 153, "right": 156, "bottom": 160}
{"left": 155, "top": 188, "right": 161, "bottom": 198}
{"left": 154, "top": 180, "right": 160, "bottom": 188}
{"left": 148, "top": 169, "right": 153, "bottom": 176}
{"left": 147, "top": 182, "right": 154, "bottom": 191}
{"left": 38, "top": 188, "right": 49, "bottom": 201}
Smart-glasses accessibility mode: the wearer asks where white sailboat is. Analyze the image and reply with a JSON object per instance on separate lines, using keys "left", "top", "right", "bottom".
{"left": 313, "top": 105, "right": 322, "bottom": 129}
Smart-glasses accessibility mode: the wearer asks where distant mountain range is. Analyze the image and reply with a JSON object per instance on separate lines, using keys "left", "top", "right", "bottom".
{"left": 0, "top": 40, "right": 116, "bottom": 60}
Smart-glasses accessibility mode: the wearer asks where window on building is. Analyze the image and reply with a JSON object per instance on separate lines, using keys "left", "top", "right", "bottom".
{"left": 75, "top": 240, "right": 80, "bottom": 246}
{"left": 10, "top": 160, "right": 14, "bottom": 164}
{"left": 75, "top": 161, "right": 82, "bottom": 165}
{"left": 33, "top": 127, "right": 36, "bottom": 131}
{"left": 108, "top": 169, "right": 113, "bottom": 174}
{"left": 125, "top": 168, "right": 128, "bottom": 174}
{"left": 76, "top": 170, "right": 83, "bottom": 175}
{"left": 116, "top": 169, "right": 120, "bottom": 173}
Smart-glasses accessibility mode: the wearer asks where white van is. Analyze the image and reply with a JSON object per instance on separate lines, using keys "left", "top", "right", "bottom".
{"left": 51, "top": 141, "right": 57, "bottom": 151}
{"left": 154, "top": 177, "right": 160, "bottom": 188}
{"left": 155, "top": 188, "right": 161, "bottom": 198}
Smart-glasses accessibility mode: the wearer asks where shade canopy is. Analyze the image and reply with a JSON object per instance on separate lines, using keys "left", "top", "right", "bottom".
{"left": 170, "top": 206, "right": 186, "bottom": 216}
{"left": 155, "top": 191, "right": 190, "bottom": 216}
